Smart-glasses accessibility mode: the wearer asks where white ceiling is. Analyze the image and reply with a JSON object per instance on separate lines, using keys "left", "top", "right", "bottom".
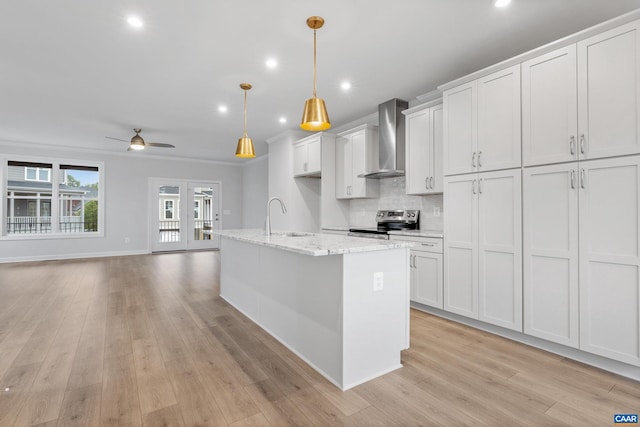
{"left": 2, "top": 1, "right": 640, "bottom": 163}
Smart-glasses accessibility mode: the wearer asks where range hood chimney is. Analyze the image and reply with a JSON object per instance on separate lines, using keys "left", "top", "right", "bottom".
{"left": 360, "top": 98, "right": 409, "bottom": 178}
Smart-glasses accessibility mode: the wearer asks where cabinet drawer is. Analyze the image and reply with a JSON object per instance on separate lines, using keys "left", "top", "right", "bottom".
{"left": 390, "top": 236, "right": 443, "bottom": 253}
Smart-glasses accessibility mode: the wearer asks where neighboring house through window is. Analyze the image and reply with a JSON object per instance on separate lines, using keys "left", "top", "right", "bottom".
{"left": 4, "top": 159, "right": 103, "bottom": 237}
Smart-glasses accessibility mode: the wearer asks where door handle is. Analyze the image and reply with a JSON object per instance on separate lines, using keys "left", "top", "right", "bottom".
{"left": 472, "top": 152, "right": 477, "bottom": 168}
{"left": 570, "top": 169, "right": 575, "bottom": 189}
{"left": 570, "top": 136, "right": 575, "bottom": 155}
{"left": 472, "top": 179, "right": 477, "bottom": 195}
{"left": 580, "top": 134, "right": 586, "bottom": 155}
{"left": 580, "top": 169, "right": 585, "bottom": 189}
{"left": 478, "top": 151, "right": 482, "bottom": 168}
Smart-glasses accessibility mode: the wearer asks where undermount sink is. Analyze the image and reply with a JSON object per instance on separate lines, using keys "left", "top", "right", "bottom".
{"left": 269, "top": 231, "right": 314, "bottom": 237}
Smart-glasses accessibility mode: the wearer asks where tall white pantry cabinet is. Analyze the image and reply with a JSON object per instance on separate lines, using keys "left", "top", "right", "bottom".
{"left": 443, "top": 17, "right": 640, "bottom": 367}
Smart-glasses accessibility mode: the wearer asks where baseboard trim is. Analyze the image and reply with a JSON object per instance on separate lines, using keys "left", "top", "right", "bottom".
{"left": 0, "top": 250, "right": 149, "bottom": 264}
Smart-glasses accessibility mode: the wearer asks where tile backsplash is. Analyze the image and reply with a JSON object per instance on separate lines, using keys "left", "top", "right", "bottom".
{"left": 349, "top": 176, "right": 443, "bottom": 230}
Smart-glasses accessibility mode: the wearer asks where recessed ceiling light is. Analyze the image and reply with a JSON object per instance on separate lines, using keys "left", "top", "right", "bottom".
{"left": 266, "top": 58, "right": 278, "bottom": 69}
{"left": 494, "top": 0, "right": 511, "bottom": 8}
{"left": 218, "top": 105, "right": 228, "bottom": 113}
{"left": 127, "top": 15, "right": 144, "bottom": 29}
{"left": 341, "top": 81, "right": 352, "bottom": 91}
{"left": 279, "top": 117, "right": 287, "bottom": 124}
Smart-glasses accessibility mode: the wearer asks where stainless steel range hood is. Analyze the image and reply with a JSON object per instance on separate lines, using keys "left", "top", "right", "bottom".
{"left": 359, "top": 98, "right": 408, "bottom": 178}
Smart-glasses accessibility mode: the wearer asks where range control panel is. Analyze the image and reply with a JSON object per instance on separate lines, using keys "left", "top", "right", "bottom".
{"left": 376, "top": 210, "right": 420, "bottom": 223}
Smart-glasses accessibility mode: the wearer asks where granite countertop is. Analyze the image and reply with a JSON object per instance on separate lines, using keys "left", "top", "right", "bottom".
{"left": 218, "top": 229, "right": 412, "bottom": 256}
{"left": 387, "top": 229, "right": 444, "bottom": 239}
{"left": 320, "top": 227, "right": 350, "bottom": 232}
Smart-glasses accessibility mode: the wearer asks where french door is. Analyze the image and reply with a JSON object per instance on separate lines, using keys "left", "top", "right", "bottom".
{"left": 149, "top": 179, "right": 221, "bottom": 252}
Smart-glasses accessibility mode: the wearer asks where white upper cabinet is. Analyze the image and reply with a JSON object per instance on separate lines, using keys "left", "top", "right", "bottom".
{"left": 335, "top": 125, "right": 379, "bottom": 199}
{"left": 444, "top": 65, "right": 521, "bottom": 176}
{"left": 404, "top": 103, "right": 443, "bottom": 195}
{"left": 443, "top": 81, "right": 477, "bottom": 176}
{"left": 579, "top": 155, "right": 640, "bottom": 366}
{"left": 523, "top": 163, "right": 580, "bottom": 348}
{"left": 293, "top": 134, "right": 322, "bottom": 177}
{"left": 522, "top": 46, "right": 578, "bottom": 166}
{"left": 578, "top": 20, "right": 640, "bottom": 160}
{"left": 477, "top": 65, "right": 522, "bottom": 172}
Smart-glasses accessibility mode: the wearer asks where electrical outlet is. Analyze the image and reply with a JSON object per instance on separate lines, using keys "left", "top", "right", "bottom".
{"left": 373, "top": 272, "right": 384, "bottom": 291}
{"left": 433, "top": 207, "right": 440, "bottom": 217}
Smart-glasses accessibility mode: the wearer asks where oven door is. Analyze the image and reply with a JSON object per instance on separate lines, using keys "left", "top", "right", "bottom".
{"left": 347, "top": 231, "right": 390, "bottom": 240}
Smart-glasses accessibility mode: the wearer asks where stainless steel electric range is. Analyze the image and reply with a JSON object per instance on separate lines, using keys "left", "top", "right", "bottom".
{"left": 348, "top": 210, "right": 419, "bottom": 240}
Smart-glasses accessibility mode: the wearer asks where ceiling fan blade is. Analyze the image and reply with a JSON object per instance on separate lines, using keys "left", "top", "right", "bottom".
{"left": 105, "top": 136, "right": 130, "bottom": 143}
{"left": 146, "top": 142, "right": 175, "bottom": 148}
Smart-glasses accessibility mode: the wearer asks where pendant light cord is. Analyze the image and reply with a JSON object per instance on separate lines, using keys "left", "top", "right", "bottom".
{"left": 313, "top": 29, "right": 317, "bottom": 98}
{"left": 243, "top": 89, "right": 248, "bottom": 137}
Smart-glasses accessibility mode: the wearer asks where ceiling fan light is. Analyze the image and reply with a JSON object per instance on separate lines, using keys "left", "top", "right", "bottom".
{"left": 301, "top": 97, "right": 330, "bottom": 131}
{"left": 235, "top": 136, "right": 255, "bottom": 158}
{"left": 129, "top": 135, "right": 145, "bottom": 150}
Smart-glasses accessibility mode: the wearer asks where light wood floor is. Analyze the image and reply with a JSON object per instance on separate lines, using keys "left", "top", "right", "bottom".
{"left": 0, "top": 252, "right": 638, "bottom": 426}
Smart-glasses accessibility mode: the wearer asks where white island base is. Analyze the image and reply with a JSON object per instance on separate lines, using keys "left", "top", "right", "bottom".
{"left": 220, "top": 236, "right": 409, "bottom": 391}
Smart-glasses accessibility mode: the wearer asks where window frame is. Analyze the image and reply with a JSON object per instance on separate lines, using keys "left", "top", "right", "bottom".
{"left": 1, "top": 156, "right": 105, "bottom": 240}
{"left": 24, "top": 166, "right": 51, "bottom": 183}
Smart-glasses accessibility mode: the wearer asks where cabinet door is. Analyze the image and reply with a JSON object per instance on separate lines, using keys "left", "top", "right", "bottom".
{"left": 443, "top": 82, "right": 477, "bottom": 176}
{"left": 293, "top": 143, "right": 308, "bottom": 176}
{"left": 444, "top": 175, "right": 478, "bottom": 318}
{"left": 413, "top": 251, "right": 443, "bottom": 309}
{"left": 307, "top": 136, "right": 322, "bottom": 175}
{"left": 578, "top": 20, "right": 640, "bottom": 160}
{"left": 405, "top": 108, "right": 431, "bottom": 195}
{"left": 350, "top": 131, "right": 368, "bottom": 197}
{"left": 477, "top": 169, "right": 522, "bottom": 331}
{"left": 477, "top": 65, "right": 522, "bottom": 172}
{"left": 522, "top": 46, "right": 578, "bottom": 166}
{"left": 523, "top": 164, "right": 579, "bottom": 347}
{"left": 579, "top": 156, "right": 640, "bottom": 366}
{"left": 430, "top": 105, "right": 444, "bottom": 193}
{"left": 335, "top": 136, "right": 351, "bottom": 199}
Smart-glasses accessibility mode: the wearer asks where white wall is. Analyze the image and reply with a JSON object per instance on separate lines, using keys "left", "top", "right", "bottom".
{"left": 267, "top": 130, "right": 321, "bottom": 232}
{"left": 242, "top": 155, "right": 269, "bottom": 229}
{"left": 0, "top": 142, "right": 244, "bottom": 262}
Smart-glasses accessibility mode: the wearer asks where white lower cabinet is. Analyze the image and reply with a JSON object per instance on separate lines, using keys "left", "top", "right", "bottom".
{"left": 579, "top": 156, "right": 640, "bottom": 366}
{"left": 391, "top": 235, "right": 444, "bottom": 309}
{"left": 523, "top": 163, "right": 580, "bottom": 348}
{"left": 523, "top": 156, "right": 640, "bottom": 366}
{"left": 444, "top": 169, "right": 522, "bottom": 331}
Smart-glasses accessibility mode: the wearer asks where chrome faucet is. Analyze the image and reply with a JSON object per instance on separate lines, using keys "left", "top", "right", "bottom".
{"left": 265, "top": 197, "right": 287, "bottom": 236}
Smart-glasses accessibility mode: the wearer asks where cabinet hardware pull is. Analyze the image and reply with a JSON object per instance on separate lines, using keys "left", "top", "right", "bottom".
{"left": 472, "top": 179, "right": 477, "bottom": 195}
{"left": 430, "top": 177, "right": 434, "bottom": 189}
{"left": 478, "top": 151, "right": 482, "bottom": 167}
{"left": 425, "top": 177, "right": 429, "bottom": 189}
{"left": 570, "top": 170, "right": 575, "bottom": 189}
{"left": 421, "top": 243, "right": 435, "bottom": 247}
{"left": 580, "top": 134, "right": 586, "bottom": 155}
{"left": 570, "top": 136, "right": 575, "bottom": 155}
{"left": 478, "top": 178, "right": 483, "bottom": 194}
{"left": 472, "top": 152, "right": 477, "bottom": 167}
{"left": 580, "top": 169, "right": 585, "bottom": 189}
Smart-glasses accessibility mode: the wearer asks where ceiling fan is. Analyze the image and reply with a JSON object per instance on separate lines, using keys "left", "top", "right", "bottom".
{"left": 106, "top": 128, "right": 175, "bottom": 151}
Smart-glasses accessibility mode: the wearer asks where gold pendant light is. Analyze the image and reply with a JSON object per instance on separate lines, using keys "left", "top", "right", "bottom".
{"left": 235, "top": 83, "right": 256, "bottom": 158}
{"left": 300, "top": 16, "right": 330, "bottom": 131}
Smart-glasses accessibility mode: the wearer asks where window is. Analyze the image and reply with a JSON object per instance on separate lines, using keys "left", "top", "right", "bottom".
{"left": 25, "top": 166, "right": 51, "bottom": 182}
{"left": 5, "top": 159, "right": 103, "bottom": 237}
{"left": 164, "top": 200, "right": 174, "bottom": 220}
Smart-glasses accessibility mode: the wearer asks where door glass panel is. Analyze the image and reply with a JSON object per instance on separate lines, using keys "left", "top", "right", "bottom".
{"left": 158, "top": 186, "right": 180, "bottom": 243}
{"left": 193, "top": 186, "right": 213, "bottom": 241}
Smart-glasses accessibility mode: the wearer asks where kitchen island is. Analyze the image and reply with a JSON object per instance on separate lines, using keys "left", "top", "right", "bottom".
{"left": 218, "top": 229, "right": 411, "bottom": 390}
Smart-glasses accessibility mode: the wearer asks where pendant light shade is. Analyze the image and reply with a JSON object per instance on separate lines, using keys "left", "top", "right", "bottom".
{"left": 235, "top": 83, "right": 256, "bottom": 158}
{"left": 300, "top": 16, "right": 330, "bottom": 131}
